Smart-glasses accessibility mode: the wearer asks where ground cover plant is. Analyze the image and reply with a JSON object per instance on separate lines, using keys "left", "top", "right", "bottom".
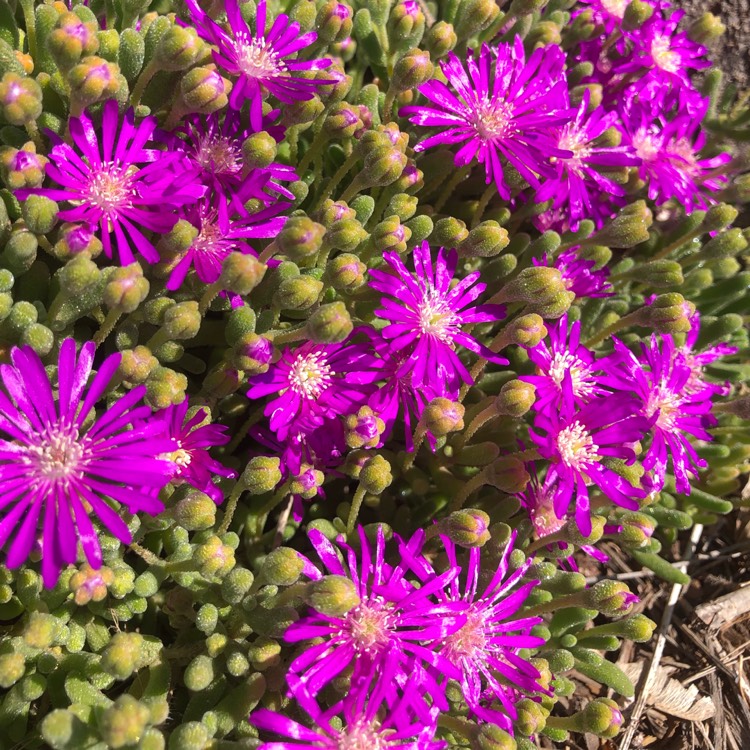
{"left": 0, "top": 0, "right": 748, "bottom": 747}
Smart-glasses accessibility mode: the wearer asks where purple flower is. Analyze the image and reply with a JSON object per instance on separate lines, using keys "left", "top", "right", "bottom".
{"left": 247, "top": 336, "right": 381, "bottom": 442}
{"left": 401, "top": 40, "right": 572, "bottom": 198}
{"left": 548, "top": 247, "right": 613, "bottom": 298}
{"left": 165, "top": 199, "right": 286, "bottom": 291}
{"left": 535, "top": 91, "right": 638, "bottom": 227}
{"left": 157, "top": 400, "right": 237, "bottom": 504}
{"left": 17, "top": 100, "right": 203, "bottom": 265}
{"left": 183, "top": 0, "right": 332, "bottom": 130}
{"left": 522, "top": 314, "right": 608, "bottom": 411}
{"left": 284, "top": 526, "right": 463, "bottom": 697}
{"left": 678, "top": 312, "right": 738, "bottom": 398}
{"left": 252, "top": 667, "right": 445, "bottom": 750}
{"left": 0, "top": 339, "right": 173, "bottom": 588}
{"left": 529, "top": 378, "right": 650, "bottom": 535}
{"left": 369, "top": 241, "right": 506, "bottom": 397}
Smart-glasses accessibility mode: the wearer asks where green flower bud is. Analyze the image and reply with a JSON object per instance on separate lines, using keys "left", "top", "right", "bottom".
{"left": 98, "top": 695, "right": 151, "bottom": 749}
{"left": 23, "top": 611, "right": 59, "bottom": 649}
{"left": 458, "top": 221, "right": 509, "bottom": 258}
{"left": 442, "top": 509, "right": 491, "bottom": 548}
{"left": 2, "top": 227, "right": 37, "bottom": 276}
{"left": 232, "top": 332, "right": 273, "bottom": 374}
{"left": 180, "top": 66, "right": 231, "bottom": 113}
{"left": 515, "top": 697, "right": 548, "bottom": 736}
{"left": 389, "top": 0, "right": 426, "bottom": 49}
{"left": 20, "top": 323, "right": 53, "bottom": 357}
{"left": 387, "top": 193, "right": 418, "bottom": 222}
{"left": 0, "top": 652, "right": 25, "bottom": 689}
{"left": 195, "top": 536, "right": 236, "bottom": 578}
{"left": 154, "top": 25, "right": 205, "bottom": 70}
{"left": 20, "top": 195, "right": 58, "bottom": 235}
{"left": 101, "top": 632, "right": 145, "bottom": 680}
{"left": 220, "top": 567, "right": 254, "bottom": 604}
{"left": 580, "top": 698, "right": 624, "bottom": 738}
{"left": 508, "top": 0, "right": 547, "bottom": 15}
{"left": 67, "top": 56, "right": 120, "bottom": 107}
{"left": 325, "top": 252, "right": 367, "bottom": 292}
{"left": 145, "top": 366, "right": 188, "bottom": 409}
{"left": 247, "top": 636, "right": 281, "bottom": 670}
{"left": 359, "top": 454, "right": 393, "bottom": 495}
{"left": 306, "top": 574, "right": 361, "bottom": 616}
{"left": 306, "top": 301, "right": 353, "bottom": 343}
{"left": 4, "top": 300, "right": 38, "bottom": 337}
{"left": 290, "top": 464, "right": 324, "bottom": 499}
{"left": 350, "top": 194, "right": 376, "bottom": 224}
{"left": 102, "top": 262, "right": 149, "bottom": 312}
{"left": 432, "top": 216, "right": 469, "bottom": 247}
{"left": 423, "top": 397, "right": 465, "bottom": 436}
{"left": 615, "top": 511, "right": 656, "bottom": 549}
{"left": 688, "top": 11, "right": 725, "bottom": 43}
{"left": 219, "top": 252, "right": 266, "bottom": 295}
{"left": 69, "top": 563, "right": 115, "bottom": 605}
{"left": 277, "top": 216, "right": 326, "bottom": 263}
{"left": 587, "top": 580, "right": 638, "bottom": 618}
{"left": 173, "top": 490, "right": 216, "bottom": 530}
{"left": 274, "top": 274, "right": 324, "bottom": 310}
{"left": 48, "top": 12, "right": 99, "bottom": 70}
{"left": 495, "top": 380, "right": 536, "bottom": 417}
{"left": 702, "top": 202, "right": 738, "bottom": 232}
{"left": 242, "top": 131, "right": 278, "bottom": 169}
{"left": 54, "top": 222, "right": 102, "bottom": 260}
{"left": 41, "top": 709, "right": 92, "bottom": 750}
{"left": 394, "top": 161, "right": 424, "bottom": 192}
{"left": 280, "top": 95, "right": 325, "bottom": 129}
{"left": 485, "top": 456, "right": 530, "bottom": 495}
{"left": 643, "top": 293, "right": 694, "bottom": 335}
{"left": 371, "top": 214, "right": 411, "bottom": 254}
{"left": 185, "top": 654, "right": 215, "bottom": 691}
{"left": 261, "top": 547, "right": 305, "bottom": 586}
{"left": 167, "top": 722, "right": 209, "bottom": 750}
{"left": 619, "top": 613, "right": 656, "bottom": 641}
{"left": 160, "top": 300, "right": 201, "bottom": 340}
{"left": 454, "top": 0, "right": 499, "bottom": 38}
{"left": 359, "top": 145, "right": 407, "bottom": 189}
{"left": 474, "top": 723, "right": 517, "bottom": 750}
{"left": 497, "top": 268, "right": 573, "bottom": 315}
{"left": 638, "top": 259, "right": 684, "bottom": 287}
{"left": 425, "top": 21, "right": 457, "bottom": 58}
{"left": 526, "top": 20, "right": 562, "bottom": 47}
{"left": 0, "top": 73, "right": 43, "bottom": 125}
{"left": 242, "top": 456, "right": 282, "bottom": 494}
{"left": 0, "top": 143, "right": 47, "bottom": 191}
{"left": 622, "top": 0, "right": 654, "bottom": 30}
{"left": 317, "top": 1, "right": 354, "bottom": 44}
{"left": 701, "top": 227, "right": 748, "bottom": 259}
{"left": 592, "top": 200, "right": 652, "bottom": 248}
{"left": 119, "top": 346, "right": 158, "bottom": 384}
{"left": 345, "top": 405, "right": 386, "bottom": 449}
{"left": 391, "top": 49, "right": 433, "bottom": 92}
{"left": 325, "top": 217, "right": 368, "bottom": 252}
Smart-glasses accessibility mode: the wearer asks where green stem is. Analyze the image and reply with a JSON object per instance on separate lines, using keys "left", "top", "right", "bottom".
{"left": 128, "top": 542, "right": 165, "bottom": 567}
{"left": 198, "top": 280, "right": 223, "bottom": 315}
{"left": 583, "top": 309, "right": 643, "bottom": 348}
{"left": 314, "top": 152, "right": 359, "bottom": 212}
{"left": 145, "top": 328, "right": 170, "bottom": 352}
{"left": 434, "top": 165, "right": 470, "bottom": 213}
{"left": 93, "top": 308, "right": 122, "bottom": 346}
{"left": 130, "top": 60, "right": 159, "bottom": 108}
{"left": 346, "top": 485, "right": 367, "bottom": 535}
{"left": 382, "top": 88, "right": 397, "bottom": 123}
{"left": 460, "top": 403, "right": 497, "bottom": 444}
{"left": 225, "top": 405, "right": 265, "bottom": 454}
{"left": 297, "top": 129, "right": 328, "bottom": 175}
{"left": 257, "top": 241, "right": 279, "bottom": 264}
{"left": 218, "top": 480, "right": 246, "bottom": 535}
{"left": 271, "top": 325, "right": 308, "bottom": 346}
{"left": 19, "top": 0, "right": 37, "bottom": 61}
{"left": 652, "top": 228, "right": 703, "bottom": 261}
{"left": 24, "top": 120, "right": 44, "bottom": 152}
{"left": 471, "top": 182, "right": 496, "bottom": 228}
{"left": 250, "top": 487, "right": 290, "bottom": 537}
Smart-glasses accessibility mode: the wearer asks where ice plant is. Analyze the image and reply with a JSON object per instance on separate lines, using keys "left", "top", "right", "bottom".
{"left": 533, "top": 248, "right": 613, "bottom": 298}
{"left": 17, "top": 99, "right": 204, "bottom": 265}
{"left": 157, "top": 400, "right": 237, "bottom": 504}
{"left": 369, "top": 241, "right": 506, "bottom": 396}
{"left": 401, "top": 39, "right": 572, "bottom": 198}
{"left": 183, "top": 0, "right": 332, "bottom": 129}
{"left": 0, "top": 339, "right": 174, "bottom": 588}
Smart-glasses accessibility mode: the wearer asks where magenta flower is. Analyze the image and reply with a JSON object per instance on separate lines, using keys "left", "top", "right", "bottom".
{"left": 0, "top": 340, "right": 174, "bottom": 588}
{"left": 401, "top": 40, "right": 572, "bottom": 198}
{"left": 547, "top": 247, "right": 613, "bottom": 298}
{"left": 529, "top": 377, "right": 650, "bottom": 535}
{"left": 678, "top": 312, "right": 738, "bottom": 398}
{"left": 369, "top": 241, "right": 506, "bottom": 397}
{"left": 285, "top": 526, "right": 463, "bottom": 697}
{"left": 17, "top": 100, "right": 203, "bottom": 265}
{"left": 157, "top": 400, "right": 237, "bottom": 504}
{"left": 246, "top": 336, "right": 381, "bottom": 442}
{"left": 183, "top": 0, "right": 332, "bottom": 130}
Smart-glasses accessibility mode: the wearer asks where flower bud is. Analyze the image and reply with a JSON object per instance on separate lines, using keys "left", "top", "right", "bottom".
{"left": 98, "top": 695, "right": 151, "bottom": 749}
{"left": 318, "top": 64, "right": 352, "bottom": 103}
{"left": 67, "top": 56, "right": 120, "bottom": 107}
{"left": 387, "top": 193, "right": 418, "bottom": 222}
{"left": 23, "top": 612, "right": 60, "bottom": 649}
{"left": 221, "top": 567, "right": 254, "bottom": 604}
{"left": 359, "top": 454, "right": 393, "bottom": 495}
{"left": 233, "top": 332, "right": 273, "bottom": 373}
{"left": 688, "top": 11, "right": 725, "bottom": 43}
{"left": 454, "top": 0, "right": 499, "bottom": 39}
{"left": 0, "top": 653, "right": 25, "bottom": 689}
{"left": 290, "top": 464, "right": 325, "bottom": 499}
{"left": 154, "top": 25, "right": 205, "bottom": 70}
{"left": 643, "top": 293, "right": 694, "bottom": 334}
{"left": 145, "top": 366, "right": 188, "bottom": 409}
{"left": 317, "top": 1, "right": 353, "bottom": 43}
{"left": 592, "top": 200, "right": 652, "bottom": 248}
{"left": 638, "top": 259, "right": 684, "bottom": 287}
{"left": 274, "top": 274, "right": 324, "bottom": 310}
{"left": 497, "top": 267, "right": 571, "bottom": 312}
{"left": 241, "top": 456, "right": 282, "bottom": 494}
{"left": 48, "top": 12, "right": 99, "bottom": 70}
{"left": 580, "top": 698, "right": 624, "bottom": 739}
{"left": 423, "top": 397, "right": 465, "bottom": 436}
{"left": 432, "top": 217, "right": 469, "bottom": 248}
{"left": 474, "top": 723, "right": 516, "bottom": 750}
{"left": 458, "top": 221, "right": 509, "bottom": 258}
{"left": 359, "top": 146, "right": 408, "bottom": 189}
{"left": 345, "top": 406, "right": 385, "bottom": 449}
{"left": 173, "top": 490, "right": 217, "bottom": 530}
{"left": 21, "top": 195, "right": 58, "bottom": 235}
{"left": 587, "top": 580, "right": 639, "bottom": 618}
{"left": 5, "top": 300, "right": 38, "bottom": 338}
{"left": 615, "top": 511, "right": 655, "bottom": 548}
{"left": 69, "top": 564, "right": 115, "bottom": 605}
{"left": 278, "top": 216, "right": 327, "bottom": 264}
{"left": 623, "top": 0, "right": 654, "bottom": 30}
{"left": 306, "top": 575, "right": 361, "bottom": 616}
{"left": 325, "top": 252, "right": 367, "bottom": 292}
{"left": 168, "top": 722, "right": 209, "bottom": 750}
{"left": 195, "top": 536, "right": 236, "bottom": 578}
{"left": 0, "top": 73, "right": 43, "bottom": 126}
{"left": 371, "top": 215, "right": 411, "bottom": 254}
{"left": 442, "top": 509, "right": 491, "bottom": 548}
{"left": 219, "top": 252, "right": 266, "bottom": 295}
{"left": 526, "top": 20, "right": 562, "bottom": 47}
{"left": 316, "top": 200, "right": 356, "bottom": 227}
{"left": 702, "top": 227, "right": 748, "bottom": 259}
{"left": 160, "top": 300, "right": 200, "bottom": 340}
{"left": 425, "top": 21, "right": 457, "bottom": 58}
{"left": 389, "top": 0, "right": 425, "bottom": 49}
{"left": 394, "top": 162, "right": 424, "bottom": 192}
{"left": 495, "top": 379, "right": 536, "bottom": 417}
{"left": 242, "top": 131, "right": 278, "bottom": 169}
{"left": 101, "top": 632, "right": 145, "bottom": 680}
{"left": 180, "top": 66, "right": 231, "bottom": 113}
{"left": 702, "top": 202, "right": 737, "bottom": 232}
{"left": 261, "top": 547, "right": 305, "bottom": 586}
{"left": 2, "top": 227, "right": 37, "bottom": 276}
{"left": 306, "top": 301, "right": 353, "bottom": 343}
{"left": 0, "top": 143, "right": 47, "bottom": 190}
{"left": 103, "top": 262, "right": 149, "bottom": 312}
{"left": 391, "top": 49, "right": 433, "bottom": 92}
{"left": 119, "top": 346, "right": 158, "bottom": 384}
{"left": 324, "top": 102, "right": 363, "bottom": 138}
{"left": 54, "top": 222, "right": 102, "bottom": 260}
{"left": 515, "top": 697, "right": 548, "bottom": 736}
{"left": 280, "top": 96, "right": 325, "bottom": 129}
{"left": 485, "top": 456, "right": 530, "bottom": 494}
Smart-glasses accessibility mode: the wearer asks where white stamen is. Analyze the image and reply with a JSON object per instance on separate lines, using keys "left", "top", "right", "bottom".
{"left": 556, "top": 420, "right": 598, "bottom": 469}
{"left": 288, "top": 351, "right": 332, "bottom": 399}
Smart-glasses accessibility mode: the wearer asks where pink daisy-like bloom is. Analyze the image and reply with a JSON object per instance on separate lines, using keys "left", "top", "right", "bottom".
{"left": 183, "top": 0, "right": 332, "bottom": 130}
{"left": 369, "top": 241, "right": 507, "bottom": 397}
{"left": 0, "top": 339, "right": 174, "bottom": 588}
{"left": 401, "top": 39, "right": 573, "bottom": 199}
{"left": 157, "top": 400, "right": 237, "bottom": 505}
{"left": 678, "top": 312, "right": 738, "bottom": 398}
{"left": 17, "top": 99, "right": 204, "bottom": 265}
